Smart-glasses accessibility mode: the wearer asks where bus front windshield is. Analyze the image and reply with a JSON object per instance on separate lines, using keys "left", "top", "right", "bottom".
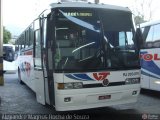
{"left": 100, "top": 10, "right": 139, "bottom": 69}
{"left": 54, "top": 9, "right": 139, "bottom": 72}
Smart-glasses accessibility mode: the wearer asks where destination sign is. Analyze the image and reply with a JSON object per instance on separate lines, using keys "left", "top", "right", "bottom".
{"left": 64, "top": 12, "right": 93, "bottom": 17}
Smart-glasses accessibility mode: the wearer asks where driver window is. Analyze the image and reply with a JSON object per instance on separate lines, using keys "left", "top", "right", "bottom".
{"left": 119, "top": 32, "right": 125, "bottom": 46}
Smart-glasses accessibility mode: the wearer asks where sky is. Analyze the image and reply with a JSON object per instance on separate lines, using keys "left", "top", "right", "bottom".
{"left": 2, "top": 0, "right": 160, "bottom": 36}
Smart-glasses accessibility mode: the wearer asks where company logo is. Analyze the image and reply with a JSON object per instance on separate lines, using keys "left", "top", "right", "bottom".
{"left": 140, "top": 53, "right": 160, "bottom": 61}
{"left": 93, "top": 72, "right": 110, "bottom": 81}
{"left": 102, "top": 79, "right": 110, "bottom": 86}
{"left": 65, "top": 72, "right": 110, "bottom": 82}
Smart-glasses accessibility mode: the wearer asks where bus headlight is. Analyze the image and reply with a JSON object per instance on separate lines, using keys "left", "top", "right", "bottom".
{"left": 57, "top": 82, "right": 83, "bottom": 89}
{"left": 125, "top": 78, "right": 140, "bottom": 84}
{"left": 64, "top": 83, "right": 74, "bottom": 89}
{"left": 73, "top": 82, "right": 83, "bottom": 89}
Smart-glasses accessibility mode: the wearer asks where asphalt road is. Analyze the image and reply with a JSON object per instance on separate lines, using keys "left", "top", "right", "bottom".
{"left": 0, "top": 73, "right": 160, "bottom": 120}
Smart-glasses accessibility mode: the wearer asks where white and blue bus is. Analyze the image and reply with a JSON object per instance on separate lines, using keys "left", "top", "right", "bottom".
{"left": 140, "top": 20, "right": 160, "bottom": 91}
{"left": 15, "top": 1, "right": 141, "bottom": 111}
{"left": 3, "top": 44, "right": 17, "bottom": 73}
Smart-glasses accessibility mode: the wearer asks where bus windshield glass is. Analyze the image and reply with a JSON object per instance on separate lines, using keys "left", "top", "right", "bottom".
{"left": 100, "top": 10, "right": 139, "bottom": 69}
{"left": 54, "top": 8, "right": 139, "bottom": 71}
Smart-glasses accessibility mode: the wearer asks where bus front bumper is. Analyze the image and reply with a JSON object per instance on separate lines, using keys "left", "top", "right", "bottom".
{"left": 54, "top": 84, "right": 140, "bottom": 111}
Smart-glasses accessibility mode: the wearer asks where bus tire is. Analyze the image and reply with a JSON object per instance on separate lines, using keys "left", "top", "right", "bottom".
{"left": 18, "top": 68, "right": 24, "bottom": 85}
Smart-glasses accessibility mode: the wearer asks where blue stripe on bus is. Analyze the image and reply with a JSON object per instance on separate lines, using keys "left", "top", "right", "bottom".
{"left": 141, "top": 60, "right": 160, "bottom": 76}
{"left": 65, "top": 74, "right": 94, "bottom": 81}
{"left": 73, "top": 74, "right": 94, "bottom": 81}
{"left": 141, "top": 70, "right": 160, "bottom": 79}
{"left": 65, "top": 74, "right": 82, "bottom": 80}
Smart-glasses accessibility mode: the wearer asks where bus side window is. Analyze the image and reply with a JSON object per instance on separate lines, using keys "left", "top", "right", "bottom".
{"left": 153, "top": 24, "right": 160, "bottom": 48}
{"left": 144, "top": 26, "right": 154, "bottom": 49}
{"left": 34, "top": 30, "right": 42, "bottom": 68}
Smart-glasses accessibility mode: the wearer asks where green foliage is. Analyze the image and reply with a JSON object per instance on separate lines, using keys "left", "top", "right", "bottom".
{"left": 3, "top": 27, "right": 11, "bottom": 44}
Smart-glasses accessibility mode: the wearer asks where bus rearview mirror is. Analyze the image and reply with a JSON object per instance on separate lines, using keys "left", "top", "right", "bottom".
{"left": 134, "top": 28, "right": 143, "bottom": 49}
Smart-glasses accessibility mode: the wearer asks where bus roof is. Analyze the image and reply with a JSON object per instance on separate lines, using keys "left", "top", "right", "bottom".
{"left": 50, "top": 2, "right": 131, "bottom": 12}
{"left": 16, "top": 2, "right": 131, "bottom": 42}
{"left": 140, "top": 20, "right": 160, "bottom": 28}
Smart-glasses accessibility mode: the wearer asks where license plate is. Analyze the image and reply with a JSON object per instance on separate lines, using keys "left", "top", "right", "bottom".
{"left": 99, "top": 95, "right": 111, "bottom": 100}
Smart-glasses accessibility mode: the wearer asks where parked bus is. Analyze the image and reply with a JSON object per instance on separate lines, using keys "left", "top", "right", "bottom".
{"left": 140, "top": 20, "right": 160, "bottom": 91}
{"left": 3, "top": 44, "right": 17, "bottom": 73}
{"left": 15, "top": 2, "right": 141, "bottom": 111}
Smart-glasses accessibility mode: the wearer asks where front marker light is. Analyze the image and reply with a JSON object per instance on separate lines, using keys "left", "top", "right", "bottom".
{"left": 58, "top": 83, "right": 73, "bottom": 89}
{"left": 57, "top": 83, "right": 64, "bottom": 89}
{"left": 64, "top": 97, "right": 71, "bottom": 102}
{"left": 125, "top": 78, "right": 140, "bottom": 84}
{"left": 132, "top": 91, "right": 138, "bottom": 95}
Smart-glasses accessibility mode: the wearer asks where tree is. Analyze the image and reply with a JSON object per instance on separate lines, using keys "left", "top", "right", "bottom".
{"left": 3, "top": 27, "right": 11, "bottom": 44}
{"left": 131, "top": 0, "right": 153, "bottom": 25}
{"left": 134, "top": 15, "right": 146, "bottom": 25}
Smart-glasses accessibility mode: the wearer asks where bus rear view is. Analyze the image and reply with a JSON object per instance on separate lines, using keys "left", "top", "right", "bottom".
{"left": 3, "top": 44, "right": 16, "bottom": 73}
{"left": 16, "top": 2, "right": 141, "bottom": 111}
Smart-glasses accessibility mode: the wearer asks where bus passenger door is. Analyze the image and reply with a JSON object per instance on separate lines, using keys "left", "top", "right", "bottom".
{"left": 43, "top": 14, "right": 56, "bottom": 106}
{"left": 141, "top": 49, "right": 150, "bottom": 89}
{"left": 34, "top": 27, "right": 45, "bottom": 105}
{"left": 41, "top": 17, "right": 53, "bottom": 105}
